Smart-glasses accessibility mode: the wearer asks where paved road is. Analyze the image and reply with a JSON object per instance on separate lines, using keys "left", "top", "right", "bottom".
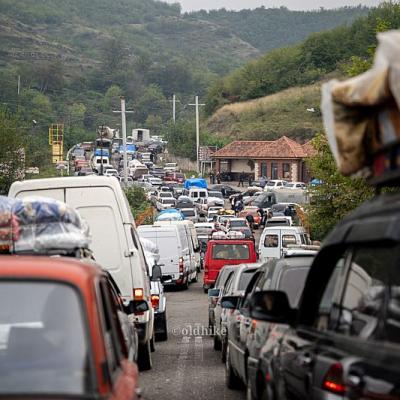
{"left": 139, "top": 274, "right": 246, "bottom": 400}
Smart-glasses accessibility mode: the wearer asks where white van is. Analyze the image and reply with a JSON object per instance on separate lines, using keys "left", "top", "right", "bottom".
{"left": 155, "top": 220, "right": 201, "bottom": 275}
{"left": 9, "top": 176, "right": 155, "bottom": 370}
{"left": 138, "top": 224, "right": 195, "bottom": 288}
{"left": 91, "top": 156, "right": 111, "bottom": 171}
{"left": 258, "top": 226, "right": 311, "bottom": 261}
{"left": 183, "top": 188, "right": 208, "bottom": 201}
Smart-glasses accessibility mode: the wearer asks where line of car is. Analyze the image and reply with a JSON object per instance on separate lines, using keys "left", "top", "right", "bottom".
{"left": 205, "top": 193, "right": 400, "bottom": 400}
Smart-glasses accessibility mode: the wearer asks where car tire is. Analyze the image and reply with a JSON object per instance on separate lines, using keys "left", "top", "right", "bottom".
{"left": 213, "top": 334, "right": 222, "bottom": 351}
{"left": 204, "top": 287, "right": 208, "bottom": 294}
{"left": 156, "top": 312, "right": 168, "bottom": 342}
{"left": 191, "top": 271, "right": 198, "bottom": 283}
{"left": 225, "top": 344, "right": 243, "bottom": 390}
{"left": 182, "top": 276, "right": 189, "bottom": 290}
{"left": 138, "top": 340, "right": 152, "bottom": 371}
{"left": 221, "top": 337, "right": 227, "bottom": 363}
{"left": 150, "top": 333, "right": 155, "bottom": 352}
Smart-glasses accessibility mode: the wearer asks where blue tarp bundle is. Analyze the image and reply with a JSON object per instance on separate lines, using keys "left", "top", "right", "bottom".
{"left": 95, "top": 148, "right": 110, "bottom": 157}
{"left": 156, "top": 209, "right": 184, "bottom": 221}
{"left": 184, "top": 178, "right": 207, "bottom": 190}
{"left": 119, "top": 144, "right": 137, "bottom": 154}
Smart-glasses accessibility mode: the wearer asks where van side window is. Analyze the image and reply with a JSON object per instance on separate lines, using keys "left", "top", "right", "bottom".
{"left": 337, "top": 246, "right": 392, "bottom": 340}
{"left": 315, "top": 256, "right": 347, "bottom": 332}
{"left": 282, "top": 235, "right": 296, "bottom": 247}
{"left": 265, "top": 234, "right": 278, "bottom": 248}
{"left": 98, "top": 280, "right": 124, "bottom": 379}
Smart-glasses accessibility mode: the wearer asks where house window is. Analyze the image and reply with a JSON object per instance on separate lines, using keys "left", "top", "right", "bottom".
{"left": 271, "top": 163, "right": 278, "bottom": 180}
{"left": 260, "top": 162, "right": 267, "bottom": 177}
{"left": 283, "top": 163, "right": 291, "bottom": 179}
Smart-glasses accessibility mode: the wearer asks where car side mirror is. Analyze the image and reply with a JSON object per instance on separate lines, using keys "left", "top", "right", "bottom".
{"left": 221, "top": 296, "right": 240, "bottom": 310}
{"left": 125, "top": 299, "right": 150, "bottom": 314}
{"left": 249, "top": 290, "right": 295, "bottom": 324}
{"left": 208, "top": 288, "right": 220, "bottom": 297}
{"left": 151, "top": 264, "right": 163, "bottom": 281}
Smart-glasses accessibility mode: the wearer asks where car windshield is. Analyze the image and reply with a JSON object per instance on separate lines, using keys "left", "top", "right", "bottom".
{"left": 212, "top": 244, "right": 250, "bottom": 260}
{"left": 0, "top": 281, "right": 92, "bottom": 395}
{"left": 266, "top": 219, "right": 290, "bottom": 226}
{"left": 159, "top": 192, "right": 172, "bottom": 198}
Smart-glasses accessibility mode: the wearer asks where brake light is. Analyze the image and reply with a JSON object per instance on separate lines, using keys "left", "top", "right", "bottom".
{"left": 179, "top": 257, "right": 184, "bottom": 273}
{"left": 151, "top": 294, "right": 160, "bottom": 309}
{"left": 322, "top": 363, "right": 345, "bottom": 395}
{"left": 133, "top": 288, "right": 144, "bottom": 301}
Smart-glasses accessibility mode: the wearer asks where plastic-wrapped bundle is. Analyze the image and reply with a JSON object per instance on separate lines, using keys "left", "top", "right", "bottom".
{"left": 0, "top": 196, "right": 90, "bottom": 255}
{"left": 156, "top": 209, "right": 184, "bottom": 222}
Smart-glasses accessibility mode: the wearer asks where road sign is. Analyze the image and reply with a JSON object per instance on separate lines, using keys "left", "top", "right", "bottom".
{"left": 198, "top": 146, "right": 217, "bottom": 162}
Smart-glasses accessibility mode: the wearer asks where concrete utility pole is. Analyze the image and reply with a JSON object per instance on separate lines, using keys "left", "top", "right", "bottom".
{"left": 189, "top": 95, "right": 205, "bottom": 174}
{"left": 17, "top": 75, "right": 21, "bottom": 95}
{"left": 113, "top": 97, "right": 133, "bottom": 185}
{"left": 169, "top": 94, "right": 181, "bottom": 123}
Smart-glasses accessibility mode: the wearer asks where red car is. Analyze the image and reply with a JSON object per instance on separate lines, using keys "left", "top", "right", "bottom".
{"left": 0, "top": 256, "right": 139, "bottom": 400}
{"left": 164, "top": 171, "right": 186, "bottom": 184}
{"left": 203, "top": 238, "right": 257, "bottom": 292}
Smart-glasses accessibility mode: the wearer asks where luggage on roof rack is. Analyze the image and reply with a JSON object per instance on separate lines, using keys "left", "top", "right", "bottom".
{"left": 0, "top": 196, "right": 91, "bottom": 256}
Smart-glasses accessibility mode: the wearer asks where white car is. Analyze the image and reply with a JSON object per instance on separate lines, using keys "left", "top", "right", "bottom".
{"left": 180, "top": 207, "right": 199, "bottom": 223}
{"left": 148, "top": 177, "right": 163, "bottom": 187}
{"left": 138, "top": 174, "right": 154, "bottom": 183}
{"left": 104, "top": 168, "right": 119, "bottom": 177}
{"left": 285, "top": 181, "right": 307, "bottom": 189}
{"left": 156, "top": 198, "right": 176, "bottom": 211}
{"left": 264, "top": 179, "right": 287, "bottom": 190}
{"left": 157, "top": 191, "right": 174, "bottom": 201}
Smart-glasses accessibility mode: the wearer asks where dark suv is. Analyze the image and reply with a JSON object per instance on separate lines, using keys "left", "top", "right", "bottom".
{"left": 249, "top": 193, "right": 400, "bottom": 400}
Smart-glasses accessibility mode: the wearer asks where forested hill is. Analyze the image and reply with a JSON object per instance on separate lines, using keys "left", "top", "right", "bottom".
{"left": 0, "top": 0, "right": 372, "bottom": 170}
{"left": 186, "top": 6, "right": 369, "bottom": 53}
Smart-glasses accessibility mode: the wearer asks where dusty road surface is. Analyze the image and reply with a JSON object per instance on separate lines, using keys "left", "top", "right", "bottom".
{"left": 139, "top": 274, "right": 246, "bottom": 400}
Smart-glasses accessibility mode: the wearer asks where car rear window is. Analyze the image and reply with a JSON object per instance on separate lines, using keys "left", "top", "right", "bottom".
{"left": 212, "top": 244, "right": 250, "bottom": 260}
{"left": 182, "top": 209, "right": 195, "bottom": 217}
{"left": 0, "top": 281, "right": 92, "bottom": 395}
{"left": 231, "top": 220, "right": 248, "bottom": 227}
{"left": 163, "top": 199, "right": 176, "bottom": 205}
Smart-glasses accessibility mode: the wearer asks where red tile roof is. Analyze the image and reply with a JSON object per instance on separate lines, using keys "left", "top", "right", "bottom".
{"left": 213, "top": 136, "right": 311, "bottom": 159}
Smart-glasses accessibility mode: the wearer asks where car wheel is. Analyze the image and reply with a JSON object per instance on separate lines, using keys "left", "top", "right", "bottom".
{"left": 204, "top": 287, "right": 208, "bottom": 294}
{"left": 182, "top": 276, "right": 189, "bottom": 290}
{"left": 156, "top": 312, "right": 168, "bottom": 342}
{"left": 225, "top": 344, "right": 242, "bottom": 390}
{"left": 138, "top": 340, "right": 152, "bottom": 371}
{"left": 191, "top": 270, "right": 198, "bottom": 283}
{"left": 213, "top": 334, "right": 222, "bottom": 351}
{"left": 221, "top": 337, "right": 227, "bottom": 363}
{"left": 150, "top": 333, "right": 155, "bottom": 352}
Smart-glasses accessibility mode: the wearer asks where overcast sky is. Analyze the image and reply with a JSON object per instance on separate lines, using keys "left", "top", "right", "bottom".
{"left": 164, "top": 0, "right": 383, "bottom": 12}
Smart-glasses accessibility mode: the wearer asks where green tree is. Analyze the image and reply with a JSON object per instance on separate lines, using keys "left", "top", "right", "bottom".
{"left": 0, "top": 108, "right": 26, "bottom": 194}
{"left": 306, "top": 133, "right": 373, "bottom": 240}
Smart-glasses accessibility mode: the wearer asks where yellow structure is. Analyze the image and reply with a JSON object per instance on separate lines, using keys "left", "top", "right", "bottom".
{"left": 49, "top": 124, "right": 64, "bottom": 164}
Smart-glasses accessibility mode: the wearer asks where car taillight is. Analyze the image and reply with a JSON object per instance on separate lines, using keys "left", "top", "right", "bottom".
{"left": 322, "top": 363, "right": 346, "bottom": 395}
{"left": 179, "top": 257, "right": 184, "bottom": 273}
{"left": 151, "top": 294, "right": 160, "bottom": 309}
{"left": 133, "top": 288, "right": 144, "bottom": 301}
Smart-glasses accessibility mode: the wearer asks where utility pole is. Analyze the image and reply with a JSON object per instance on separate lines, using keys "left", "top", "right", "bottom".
{"left": 189, "top": 95, "right": 205, "bottom": 174}
{"left": 17, "top": 75, "right": 21, "bottom": 95}
{"left": 169, "top": 94, "right": 181, "bottom": 123}
{"left": 113, "top": 97, "right": 133, "bottom": 185}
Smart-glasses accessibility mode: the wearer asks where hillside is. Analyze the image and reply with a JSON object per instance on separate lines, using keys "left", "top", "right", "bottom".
{"left": 206, "top": 2, "right": 400, "bottom": 114}
{"left": 187, "top": 6, "right": 369, "bottom": 53}
{"left": 206, "top": 83, "right": 324, "bottom": 143}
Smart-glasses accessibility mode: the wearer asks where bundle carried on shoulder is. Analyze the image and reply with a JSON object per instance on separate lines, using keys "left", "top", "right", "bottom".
{"left": 0, "top": 196, "right": 91, "bottom": 256}
{"left": 322, "top": 30, "right": 400, "bottom": 178}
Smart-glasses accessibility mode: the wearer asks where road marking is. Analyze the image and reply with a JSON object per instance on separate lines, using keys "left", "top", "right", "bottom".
{"left": 175, "top": 336, "right": 191, "bottom": 394}
{"left": 194, "top": 336, "right": 203, "bottom": 363}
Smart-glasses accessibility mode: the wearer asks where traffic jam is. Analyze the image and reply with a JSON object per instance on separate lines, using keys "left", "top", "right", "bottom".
{"left": 0, "top": 37, "right": 400, "bottom": 400}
